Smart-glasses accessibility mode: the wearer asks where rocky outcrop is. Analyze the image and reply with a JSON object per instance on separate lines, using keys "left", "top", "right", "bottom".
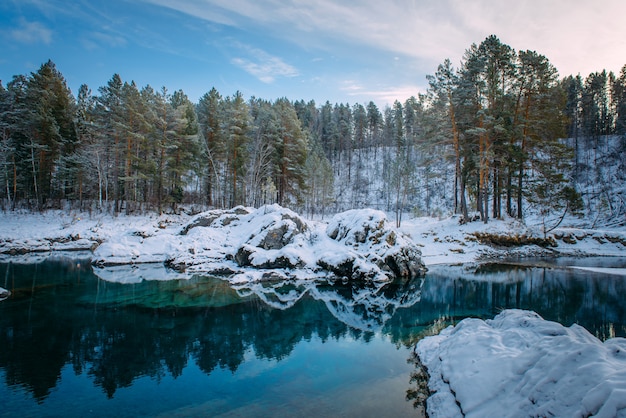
{"left": 230, "top": 207, "right": 309, "bottom": 270}
{"left": 91, "top": 204, "right": 427, "bottom": 282}
{"left": 326, "top": 209, "right": 427, "bottom": 278}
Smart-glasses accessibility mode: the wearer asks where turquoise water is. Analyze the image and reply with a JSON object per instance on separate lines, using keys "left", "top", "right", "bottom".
{"left": 1, "top": 256, "right": 625, "bottom": 417}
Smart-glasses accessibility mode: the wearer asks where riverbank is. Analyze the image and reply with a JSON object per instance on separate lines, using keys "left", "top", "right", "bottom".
{"left": 1, "top": 208, "right": 623, "bottom": 267}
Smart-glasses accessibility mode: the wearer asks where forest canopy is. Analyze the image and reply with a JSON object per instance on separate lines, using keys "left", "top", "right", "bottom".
{"left": 1, "top": 35, "right": 625, "bottom": 226}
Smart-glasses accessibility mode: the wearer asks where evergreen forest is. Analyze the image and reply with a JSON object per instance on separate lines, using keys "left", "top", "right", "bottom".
{"left": 1, "top": 35, "right": 625, "bottom": 227}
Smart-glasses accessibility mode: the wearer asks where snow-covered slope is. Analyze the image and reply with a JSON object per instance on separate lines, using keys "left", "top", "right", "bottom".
{"left": 416, "top": 309, "right": 626, "bottom": 417}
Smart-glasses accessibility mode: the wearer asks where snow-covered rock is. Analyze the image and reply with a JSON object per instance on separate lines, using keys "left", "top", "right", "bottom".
{"left": 0, "top": 287, "right": 10, "bottom": 301}
{"left": 326, "top": 209, "right": 427, "bottom": 278}
{"left": 416, "top": 309, "right": 626, "bottom": 417}
{"left": 142, "top": 205, "right": 428, "bottom": 282}
{"left": 179, "top": 206, "right": 251, "bottom": 235}
{"left": 230, "top": 205, "right": 310, "bottom": 269}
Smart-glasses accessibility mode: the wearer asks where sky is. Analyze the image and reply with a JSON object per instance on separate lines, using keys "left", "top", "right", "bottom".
{"left": 1, "top": 0, "right": 625, "bottom": 108}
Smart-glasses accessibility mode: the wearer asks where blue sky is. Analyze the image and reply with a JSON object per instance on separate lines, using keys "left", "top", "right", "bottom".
{"left": 1, "top": 0, "right": 625, "bottom": 108}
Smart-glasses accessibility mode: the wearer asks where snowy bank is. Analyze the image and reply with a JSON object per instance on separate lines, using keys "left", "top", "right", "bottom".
{"left": 2, "top": 208, "right": 623, "bottom": 278}
{"left": 416, "top": 310, "right": 626, "bottom": 417}
{"left": 399, "top": 215, "right": 626, "bottom": 265}
{"left": 0, "top": 210, "right": 182, "bottom": 257}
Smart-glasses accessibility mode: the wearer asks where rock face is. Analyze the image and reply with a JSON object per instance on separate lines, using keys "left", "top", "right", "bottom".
{"left": 325, "top": 209, "right": 427, "bottom": 279}
{"left": 230, "top": 207, "right": 309, "bottom": 270}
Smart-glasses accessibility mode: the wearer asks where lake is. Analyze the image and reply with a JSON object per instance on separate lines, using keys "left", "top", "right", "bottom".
{"left": 1, "top": 256, "right": 625, "bottom": 417}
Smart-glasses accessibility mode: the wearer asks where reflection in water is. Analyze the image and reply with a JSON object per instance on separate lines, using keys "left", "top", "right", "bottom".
{"left": 0, "top": 257, "right": 625, "bottom": 415}
{"left": 231, "top": 276, "right": 424, "bottom": 331}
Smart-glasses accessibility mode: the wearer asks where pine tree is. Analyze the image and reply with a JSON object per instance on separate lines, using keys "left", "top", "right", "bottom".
{"left": 273, "top": 98, "right": 308, "bottom": 206}
{"left": 95, "top": 74, "right": 125, "bottom": 211}
{"left": 457, "top": 36, "right": 515, "bottom": 222}
{"left": 224, "top": 91, "right": 250, "bottom": 207}
{"left": 304, "top": 136, "right": 334, "bottom": 217}
{"left": 167, "top": 89, "right": 200, "bottom": 212}
{"left": 512, "top": 50, "right": 564, "bottom": 220}
{"left": 197, "top": 88, "right": 224, "bottom": 207}
{"left": 614, "top": 65, "right": 626, "bottom": 135}
{"left": 247, "top": 98, "right": 278, "bottom": 207}
{"left": 427, "top": 59, "right": 468, "bottom": 219}
{"left": 25, "top": 61, "right": 77, "bottom": 208}
{"left": 0, "top": 81, "right": 15, "bottom": 208}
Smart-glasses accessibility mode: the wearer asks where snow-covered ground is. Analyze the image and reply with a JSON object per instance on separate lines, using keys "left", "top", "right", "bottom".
{"left": 416, "top": 310, "right": 626, "bottom": 417}
{"left": 398, "top": 214, "right": 626, "bottom": 265}
{"left": 0, "top": 205, "right": 427, "bottom": 282}
{"left": 1, "top": 208, "right": 623, "bottom": 269}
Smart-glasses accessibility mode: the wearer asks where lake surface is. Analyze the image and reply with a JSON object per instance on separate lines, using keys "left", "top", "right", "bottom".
{"left": 1, "top": 256, "right": 625, "bottom": 417}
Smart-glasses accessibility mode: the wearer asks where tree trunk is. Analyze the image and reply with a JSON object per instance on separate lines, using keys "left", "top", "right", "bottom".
{"left": 449, "top": 94, "right": 462, "bottom": 217}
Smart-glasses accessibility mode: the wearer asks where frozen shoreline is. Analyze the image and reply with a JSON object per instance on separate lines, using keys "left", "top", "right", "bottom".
{"left": 1, "top": 205, "right": 429, "bottom": 282}
{"left": 1, "top": 208, "right": 624, "bottom": 269}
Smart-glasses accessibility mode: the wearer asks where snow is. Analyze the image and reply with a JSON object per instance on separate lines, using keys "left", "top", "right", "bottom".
{"left": 1, "top": 207, "right": 624, "bottom": 278}
{"left": 0, "top": 210, "right": 182, "bottom": 256}
{"left": 93, "top": 263, "right": 189, "bottom": 284}
{"left": 416, "top": 309, "right": 626, "bottom": 417}
{"left": 398, "top": 214, "right": 626, "bottom": 264}
{"left": 85, "top": 204, "right": 426, "bottom": 282}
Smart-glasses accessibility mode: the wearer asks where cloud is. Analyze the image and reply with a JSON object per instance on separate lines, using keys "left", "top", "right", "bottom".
{"left": 82, "top": 31, "right": 127, "bottom": 50}
{"left": 141, "top": 0, "right": 240, "bottom": 27}
{"left": 231, "top": 45, "right": 298, "bottom": 83}
{"left": 144, "top": 0, "right": 626, "bottom": 77}
{"left": 10, "top": 18, "right": 52, "bottom": 44}
{"left": 340, "top": 80, "right": 421, "bottom": 107}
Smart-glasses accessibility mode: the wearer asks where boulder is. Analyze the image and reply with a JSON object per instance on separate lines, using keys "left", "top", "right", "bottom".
{"left": 317, "top": 256, "right": 356, "bottom": 278}
{"left": 234, "top": 245, "right": 305, "bottom": 269}
{"left": 256, "top": 213, "right": 308, "bottom": 250}
{"left": 231, "top": 206, "right": 309, "bottom": 269}
{"left": 326, "top": 209, "right": 426, "bottom": 278}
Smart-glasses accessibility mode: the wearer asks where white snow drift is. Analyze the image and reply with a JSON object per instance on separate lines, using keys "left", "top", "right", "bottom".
{"left": 416, "top": 309, "right": 626, "bottom": 417}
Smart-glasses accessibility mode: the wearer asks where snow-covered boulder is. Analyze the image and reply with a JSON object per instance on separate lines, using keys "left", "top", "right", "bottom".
{"left": 416, "top": 309, "right": 626, "bottom": 417}
{"left": 93, "top": 232, "right": 177, "bottom": 266}
{"left": 231, "top": 205, "right": 309, "bottom": 269}
{"left": 0, "top": 287, "right": 10, "bottom": 301}
{"left": 325, "top": 209, "right": 427, "bottom": 278}
{"left": 179, "top": 206, "right": 251, "bottom": 235}
{"left": 168, "top": 204, "right": 313, "bottom": 273}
